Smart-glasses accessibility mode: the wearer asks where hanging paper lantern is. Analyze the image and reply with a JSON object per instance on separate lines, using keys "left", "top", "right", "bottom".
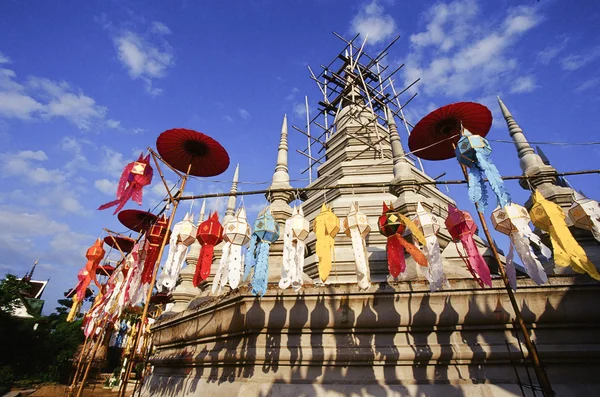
{"left": 67, "top": 239, "right": 106, "bottom": 321}
{"left": 194, "top": 212, "right": 224, "bottom": 287}
{"left": 141, "top": 214, "right": 169, "bottom": 285}
{"left": 378, "top": 203, "right": 427, "bottom": 278}
{"left": 244, "top": 208, "right": 280, "bottom": 296}
{"left": 491, "top": 204, "right": 550, "bottom": 288}
{"left": 455, "top": 129, "right": 511, "bottom": 212}
{"left": 412, "top": 202, "right": 447, "bottom": 291}
{"left": 568, "top": 192, "right": 600, "bottom": 242}
{"left": 159, "top": 212, "right": 198, "bottom": 292}
{"left": 98, "top": 153, "right": 153, "bottom": 215}
{"left": 530, "top": 190, "right": 600, "bottom": 280}
{"left": 314, "top": 204, "right": 340, "bottom": 283}
{"left": 342, "top": 202, "right": 371, "bottom": 290}
{"left": 445, "top": 204, "right": 492, "bottom": 287}
{"left": 280, "top": 206, "right": 310, "bottom": 291}
{"left": 213, "top": 207, "right": 252, "bottom": 294}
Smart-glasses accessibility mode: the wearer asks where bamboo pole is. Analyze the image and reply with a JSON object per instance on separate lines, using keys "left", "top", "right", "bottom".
{"left": 74, "top": 326, "right": 108, "bottom": 397}
{"left": 455, "top": 159, "right": 555, "bottom": 396}
{"left": 65, "top": 332, "right": 92, "bottom": 397}
{"left": 117, "top": 160, "right": 192, "bottom": 397}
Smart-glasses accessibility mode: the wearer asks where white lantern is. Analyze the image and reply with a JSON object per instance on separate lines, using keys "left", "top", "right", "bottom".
{"left": 223, "top": 207, "right": 252, "bottom": 246}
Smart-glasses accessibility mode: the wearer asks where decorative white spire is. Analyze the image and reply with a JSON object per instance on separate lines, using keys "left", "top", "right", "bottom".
{"left": 272, "top": 115, "right": 290, "bottom": 186}
{"left": 198, "top": 199, "right": 207, "bottom": 223}
{"left": 497, "top": 96, "right": 544, "bottom": 173}
{"left": 386, "top": 106, "right": 412, "bottom": 178}
{"left": 224, "top": 163, "right": 239, "bottom": 223}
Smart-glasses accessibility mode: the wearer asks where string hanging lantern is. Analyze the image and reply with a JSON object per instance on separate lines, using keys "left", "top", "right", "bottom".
{"left": 377, "top": 202, "right": 427, "bottom": 278}
{"left": 213, "top": 207, "right": 252, "bottom": 294}
{"left": 244, "top": 208, "right": 280, "bottom": 296}
{"left": 314, "top": 204, "right": 340, "bottom": 283}
{"left": 194, "top": 212, "right": 224, "bottom": 287}
{"left": 159, "top": 212, "right": 197, "bottom": 292}
{"left": 280, "top": 205, "right": 310, "bottom": 291}
{"left": 412, "top": 202, "right": 447, "bottom": 291}
{"left": 67, "top": 239, "right": 106, "bottom": 322}
{"left": 530, "top": 190, "right": 600, "bottom": 280}
{"left": 568, "top": 192, "right": 600, "bottom": 242}
{"left": 456, "top": 128, "right": 512, "bottom": 212}
{"left": 445, "top": 204, "right": 492, "bottom": 287}
{"left": 491, "top": 203, "right": 550, "bottom": 288}
{"left": 342, "top": 202, "right": 371, "bottom": 290}
{"left": 98, "top": 153, "right": 153, "bottom": 215}
{"left": 141, "top": 214, "right": 169, "bottom": 285}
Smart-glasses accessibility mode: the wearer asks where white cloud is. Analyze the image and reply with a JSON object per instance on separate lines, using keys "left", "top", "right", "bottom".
{"left": 537, "top": 38, "right": 569, "bottom": 65}
{"left": 99, "top": 146, "right": 126, "bottom": 177}
{"left": 293, "top": 102, "right": 306, "bottom": 118}
{"left": 574, "top": 77, "right": 600, "bottom": 93}
{"left": 350, "top": 1, "right": 397, "bottom": 46}
{"left": 404, "top": 1, "right": 543, "bottom": 98}
{"left": 560, "top": 46, "right": 600, "bottom": 71}
{"left": 0, "top": 150, "right": 65, "bottom": 184}
{"left": 223, "top": 115, "right": 234, "bottom": 124}
{"left": 0, "top": 56, "right": 116, "bottom": 130}
{"left": 94, "top": 178, "right": 117, "bottom": 195}
{"left": 106, "top": 119, "right": 121, "bottom": 129}
{"left": 238, "top": 108, "right": 251, "bottom": 120}
{"left": 0, "top": 52, "right": 10, "bottom": 64}
{"left": 510, "top": 76, "right": 539, "bottom": 94}
{"left": 151, "top": 21, "right": 171, "bottom": 35}
{"left": 109, "top": 21, "right": 175, "bottom": 96}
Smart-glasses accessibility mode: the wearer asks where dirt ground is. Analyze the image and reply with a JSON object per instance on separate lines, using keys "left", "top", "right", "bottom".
{"left": 28, "top": 384, "right": 134, "bottom": 397}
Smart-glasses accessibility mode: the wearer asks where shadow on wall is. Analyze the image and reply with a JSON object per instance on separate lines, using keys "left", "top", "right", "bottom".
{"left": 144, "top": 279, "right": 600, "bottom": 397}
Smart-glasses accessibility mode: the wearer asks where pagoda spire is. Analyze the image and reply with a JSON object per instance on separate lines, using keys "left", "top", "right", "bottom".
{"left": 23, "top": 257, "right": 39, "bottom": 282}
{"left": 266, "top": 114, "right": 293, "bottom": 223}
{"left": 223, "top": 164, "right": 239, "bottom": 224}
{"left": 198, "top": 199, "right": 206, "bottom": 223}
{"left": 497, "top": 96, "right": 546, "bottom": 173}
{"left": 386, "top": 105, "right": 412, "bottom": 177}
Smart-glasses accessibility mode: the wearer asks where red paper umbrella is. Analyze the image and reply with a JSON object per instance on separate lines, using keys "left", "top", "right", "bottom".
{"left": 156, "top": 128, "right": 230, "bottom": 177}
{"left": 103, "top": 236, "right": 135, "bottom": 253}
{"left": 96, "top": 264, "right": 115, "bottom": 276}
{"left": 118, "top": 209, "right": 158, "bottom": 233}
{"left": 408, "top": 102, "right": 492, "bottom": 161}
{"left": 150, "top": 292, "right": 173, "bottom": 305}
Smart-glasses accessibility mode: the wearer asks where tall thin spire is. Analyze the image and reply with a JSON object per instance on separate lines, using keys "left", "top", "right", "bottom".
{"left": 267, "top": 114, "right": 293, "bottom": 223}
{"left": 224, "top": 164, "right": 239, "bottom": 223}
{"left": 24, "top": 257, "right": 39, "bottom": 281}
{"left": 273, "top": 115, "right": 290, "bottom": 184}
{"left": 386, "top": 106, "right": 412, "bottom": 177}
{"left": 198, "top": 199, "right": 206, "bottom": 223}
{"left": 497, "top": 96, "right": 544, "bottom": 173}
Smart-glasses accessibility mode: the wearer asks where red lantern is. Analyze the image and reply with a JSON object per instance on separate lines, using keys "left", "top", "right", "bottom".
{"left": 377, "top": 203, "right": 426, "bottom": 278}
{"left": 141, "top": 214, "right": 169, "bottom": 284}
{"left": 194, "top": 212, "right": 224, "bottom": 287}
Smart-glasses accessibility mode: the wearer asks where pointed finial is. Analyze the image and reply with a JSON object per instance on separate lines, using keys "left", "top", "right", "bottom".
{"left": 497, "top": 96, "right": 543, "bottom": 173}
{"left": 198, "top": 199, "right": 207, "bottom": 223}
{"left": 224, "top": 164, "right": 239, "bottom": 223}
{"left": 386, "top": 106, "right": 412, "bottom": 178}
{"left": 273, "top": 114, "right": 290, "bottom": 182}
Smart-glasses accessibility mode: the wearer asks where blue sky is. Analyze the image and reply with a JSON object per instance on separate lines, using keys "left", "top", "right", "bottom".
{"left": 1, "top": 0, "right": 599, "bottom": 314}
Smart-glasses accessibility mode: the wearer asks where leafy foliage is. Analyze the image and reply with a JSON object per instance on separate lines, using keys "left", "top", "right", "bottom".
{"left": 0, "top": 274, "right": 85, "bottom": 391}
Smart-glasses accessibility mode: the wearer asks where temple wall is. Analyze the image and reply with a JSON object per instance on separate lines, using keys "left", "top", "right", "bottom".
{"left": 143, "top": 276, "right": 600, "bottom": 397}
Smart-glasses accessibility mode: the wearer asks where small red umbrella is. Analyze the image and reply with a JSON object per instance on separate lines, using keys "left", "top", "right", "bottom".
{"left": 118, "top": 209, "right": 158, "bottom": 233}
{"left": 149, "top": 292, "right": 173, "bottom": 305}
{"left": 408, "top": 102, "right": 492, "bottom": 161}
{"left": 156, "top": 128, "right": 230, "bottom": 177}
{"left": 96, "top": 264, "right": 115, "bottom": 276}
{"left": 103, "top": 235, "right": 135, "bottom": 253}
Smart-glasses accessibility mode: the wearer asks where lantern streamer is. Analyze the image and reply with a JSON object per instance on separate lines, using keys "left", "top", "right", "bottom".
{"left": 98, "top": 153, "right": 153, "bottom": 215}
{"left": 456, "top": 130, "right": 511, "bottom": 212}
{"left": 212, "top": 242, "right": 231, "bottom": 294}
{"left": 194, "top": 212, "right": 224, "bottom": 287}
{"left": 423, "top": 235, "right": 446, "bottom": 291}
{"left": 160, "top": 213, "right": 197, "bottom": 292}
{"left": 445, "top": 204, "right": 492, "bottom": 287}
{"left": 343, "top": 202, "right": 371, "bottom": 290}
{"left": 244, "top": 209, "right": 280, "bottom": 296}
{"left": 280, "top": 206, "right": 309, "bottom": 291}
{"left": 531, "top": 191, "right": 600, "bottom": 280}
{"left": 314, "top": 204, "right": 339, "bottom": 283}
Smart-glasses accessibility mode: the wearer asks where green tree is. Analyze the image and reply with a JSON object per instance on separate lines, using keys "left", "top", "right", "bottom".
{"left": 0, "top": 274, "right": 31, "bottom": 315}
